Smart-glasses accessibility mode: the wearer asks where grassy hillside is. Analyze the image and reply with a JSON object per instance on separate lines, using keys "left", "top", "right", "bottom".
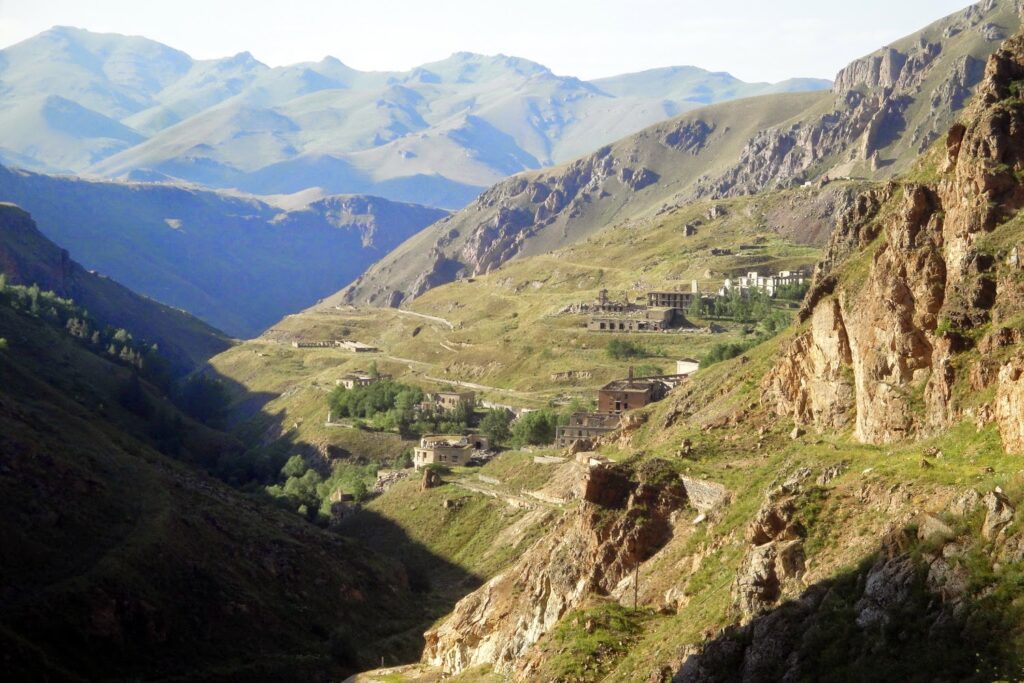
{"left": 207, "top": 183, "right": 842, "bottom": 474}
{"left": 0, "top": 276, "right": 434, "bottom": 680}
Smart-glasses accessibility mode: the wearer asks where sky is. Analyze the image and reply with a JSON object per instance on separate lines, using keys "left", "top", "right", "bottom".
{"left": 0, "top": 0, "right": 974, "bottom": 82}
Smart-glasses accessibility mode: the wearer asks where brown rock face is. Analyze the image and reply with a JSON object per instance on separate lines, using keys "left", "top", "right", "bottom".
{"left": 767, "top": 26, "right": 1024, "bottom": 450}
{"left": 995, "top": 357, "right": 1024, "bottom": 454}
{"left": 422, "top": 460, "right": 687, "bottom": 677}
{"left": 761, "top": 297, "right": 854, "bottom": 431}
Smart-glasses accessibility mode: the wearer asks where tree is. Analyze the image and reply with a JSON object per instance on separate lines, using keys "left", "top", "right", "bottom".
{"left": 512, "top": 409, "right": 557, "bottom": 447}
{"left": 479, "top": 408, "right": 512, "bottom": 445}
{"left": 281, "top": 454, "right": 308, "bottom": 479}
{"left": 352, "top": 478, "right": 369, "bottom": 502}
{"left": 177, "top": 374, "right": 230, "bottom": 427}
{"left": 398, "top": 448, "right": 414, "bottom": 469}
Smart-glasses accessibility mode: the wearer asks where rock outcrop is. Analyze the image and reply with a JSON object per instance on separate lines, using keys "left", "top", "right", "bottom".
{"left": 422, "top": 460, "right": 687, "bottom": 678}
{"left": 735, "top": 486, "right": 807, "bottom": 618}
{"left": 765, "top": 24, "right": 1024, "bottom": 451}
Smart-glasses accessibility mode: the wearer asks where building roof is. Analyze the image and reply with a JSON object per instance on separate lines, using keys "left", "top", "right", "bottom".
{"left": 600, "top": 378, "right": 661, "bottom": 393}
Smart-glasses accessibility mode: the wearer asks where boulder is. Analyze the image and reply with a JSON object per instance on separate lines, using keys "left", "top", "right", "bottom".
{"left": 982, "top": 490, "right": 1015, "bottom": 540}
{"left": 421, "top": 468, "right": 443, "bottom": 491}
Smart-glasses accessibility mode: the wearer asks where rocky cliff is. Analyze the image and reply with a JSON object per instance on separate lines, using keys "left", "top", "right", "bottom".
{"left": 764, "top": 25, "right": 1024, "bottom": 452}
{"left": 341, "top": 0, "right": 1019, "bottom": 308}
{"left": 422, "top": 459, "right": 688, "bottom": 677}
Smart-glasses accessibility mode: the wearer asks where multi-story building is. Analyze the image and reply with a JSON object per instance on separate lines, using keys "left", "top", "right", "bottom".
{"left": 554, "top": 412, "right": 621, "bottom": 448}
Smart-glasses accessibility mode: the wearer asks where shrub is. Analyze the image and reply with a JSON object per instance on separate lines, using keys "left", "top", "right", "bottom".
{"left": 606, "top": 339, "right": 648, "bottom": 360}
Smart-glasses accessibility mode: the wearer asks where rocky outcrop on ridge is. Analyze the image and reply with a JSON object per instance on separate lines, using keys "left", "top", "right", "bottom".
{"left": 422, "top": 459, "right": 688, "bottom": 678}
{"left": 764, "top": 26, "right": 1024, "bottom": 452}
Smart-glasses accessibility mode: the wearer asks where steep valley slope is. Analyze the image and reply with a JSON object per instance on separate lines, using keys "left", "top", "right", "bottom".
{"left": 0, "top": 261, "right": 434, "bottom": 680}
{"left": 343, "top": 0, "right": 1022, "bottom": 307}
{"left": 0, "top": 202, "right": 229, "bottom": 375}
{"left": 0, "top": 165, "right": 446, "bottom": 337}
{"left": 340, "top": 19, "right": 1024, "bottom": 683}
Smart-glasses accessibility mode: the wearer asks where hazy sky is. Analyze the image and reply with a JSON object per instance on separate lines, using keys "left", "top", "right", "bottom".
{"left": 0, "top": 0, "right": 974, "bottom": 81}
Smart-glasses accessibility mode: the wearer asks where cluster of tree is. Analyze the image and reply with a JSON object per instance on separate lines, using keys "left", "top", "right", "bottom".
{"left": 700, "top": 309, "right": 792, "bottom": 368}
{"left": 689, "top": 288, "right": 803, "bottom": 326}
{"left": 265, "top": 454, "right": 377, "bottom": 521}
{"left": 478, "top": 398, "right": 595, "bottom": 449}
{"left": 0, "top": 275, "right": 172, "bottom": 389}
{"left": 327, "top": 379, "right": 472, "bottom": 436}
{"left": 175, "top": 374, "right": 231, "bottom": 428}
{"left": 774, "top": 282, "right": 810, "bottom": 301}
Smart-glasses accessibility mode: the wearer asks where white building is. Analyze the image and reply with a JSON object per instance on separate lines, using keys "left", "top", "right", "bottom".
{"left": 720, "top": 270, "right": 807, "bottom": 297}
{"left": 676, "top": 358, "right": 700, "bottom": 376}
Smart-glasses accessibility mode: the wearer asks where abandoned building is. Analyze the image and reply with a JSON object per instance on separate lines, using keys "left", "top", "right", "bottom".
{"left": 593, "top": 289, "right": 640, "bottom": 313}
{"left": 647, "top": 282, "right": 701, "bottom": 309}
{"left": 587, "top": 307, "right": 683, "bottom": 332}
{"left": 292, "top": 340, "right": 337, "bottom": 349}
{"left": 554, "top": 412, "right": 621, "bottom": 448}
{"left": 421, "top": 390, "right": 476, "bottom": 414}
{"left": 291, "top": 339, "right": 379, "bottom": 352}
{"left": 598, "top": 370, "right": 673, "bottom": 413}
{"left": 339, "top": 340, "right": 379, "bottom": 353}
{"left": 676, "top": 358, "right": 700, "bottom": 376}
{"left": 413, "top": 433, "right": 490, "bottom": 468}
{"left": 719, "top": 270, "right": 808, "bottom": 297}
{"left": 338, "top": 370, "right": 392, "bottom": 389}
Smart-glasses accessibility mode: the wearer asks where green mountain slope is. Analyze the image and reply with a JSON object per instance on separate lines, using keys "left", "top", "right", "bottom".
{"left": 0, "top": 166, "right": 447, "bottom": 337}
{"left": 342, "top": 0, "right": 1020, "bottom": 306}
{"left": 343, "top": 20, "right": 1024, "bottom": 682}
{"left": 0, "top": 269, "right": 430, "bottom": 680}
{"left": 0, "top": 202, "right": 229, "bottom": 374}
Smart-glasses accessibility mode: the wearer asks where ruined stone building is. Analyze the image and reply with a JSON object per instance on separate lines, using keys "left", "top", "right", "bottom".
{"left": 338, "top": 370, "right": 391, "bottom": 389}
{"left": 647, "top": 282, "right": 701, "bottom": 309}
{"left": 597, "top": 370, "right": 673, "bottom": 413}
{"left": 339, "top": 340, "right": 379, "bottom": 353}
{"left": 554, "top": 412, "right": 621, "bottom": 448}
{"left": 593, "top": 289, "right": 640, "bottom": 313}
{"left": 427, "top": 390, "right": 476, "bottom": 413}
{"left": 676, "top": 358, "right": 700, "bottom": 376}
{"left": 587, "top": 307, "right": 683, "bottom": 332}
{"left": 292, "top": 340, "right": 336, "bottom": 348}
{"left": 413, "top": 434, "right": 490, "bottom": 468}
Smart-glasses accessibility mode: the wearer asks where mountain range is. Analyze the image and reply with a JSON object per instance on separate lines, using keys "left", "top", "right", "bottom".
{"left": 0, "top": 26, "right": 829, "bottom": 208}
{"left": 342, "top": 0, "right": 1021, "bottom": 306}
{"left": 6, "top": 1, "right": 1024, "bottom": 681}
